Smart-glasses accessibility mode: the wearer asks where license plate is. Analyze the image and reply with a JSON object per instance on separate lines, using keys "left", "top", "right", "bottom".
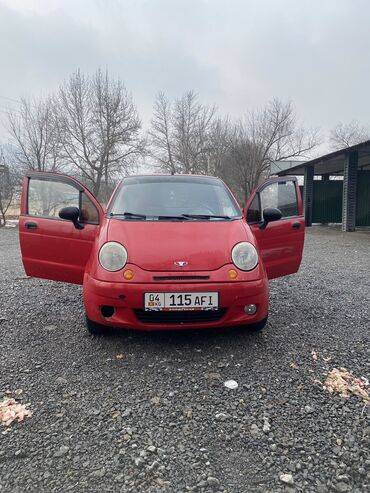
{"left": 144, "top": 292, "right": 219, "bottom": 311}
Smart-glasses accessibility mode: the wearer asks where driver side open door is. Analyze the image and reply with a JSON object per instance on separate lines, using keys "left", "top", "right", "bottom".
{"left": 19, "top": 172, "right": 104, "bottom": 285}
{"left": 244, "top": 177, "right": 305, "bottom": 280}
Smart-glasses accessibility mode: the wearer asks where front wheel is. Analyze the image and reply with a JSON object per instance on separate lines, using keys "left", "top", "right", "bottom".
{"left": 86, "top": 316, "right": 107, "bottom": 336}
{"left": 245, "top": 316, "right": 268, "bottom": 332}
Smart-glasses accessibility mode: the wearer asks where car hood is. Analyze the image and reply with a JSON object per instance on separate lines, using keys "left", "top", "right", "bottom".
{"left": 107, "top": 219, "right": 253, "bottom": 271}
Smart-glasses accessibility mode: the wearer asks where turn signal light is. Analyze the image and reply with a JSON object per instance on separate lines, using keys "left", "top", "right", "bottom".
{"left": 228, "top": 269, "right": 238, "bottom": 280}
{"left": 123, "top": 270, "right": 134, "bottom": 280}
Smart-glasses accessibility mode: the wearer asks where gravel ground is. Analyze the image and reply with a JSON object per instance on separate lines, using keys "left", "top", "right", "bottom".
{"left": 0, "top": 226, "right": 369, "bottom": 493}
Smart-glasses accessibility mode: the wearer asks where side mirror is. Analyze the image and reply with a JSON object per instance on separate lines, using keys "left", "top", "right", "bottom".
{"left": 259, "top": 207, "right": 282, "bottom": 230}
{"left": 59, "top": 206, "right": 84, "bottom": 230}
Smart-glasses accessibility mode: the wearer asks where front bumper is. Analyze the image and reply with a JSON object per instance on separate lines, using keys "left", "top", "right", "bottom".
{"left": 83, "top": 273, "right": 269, "bottom": 331}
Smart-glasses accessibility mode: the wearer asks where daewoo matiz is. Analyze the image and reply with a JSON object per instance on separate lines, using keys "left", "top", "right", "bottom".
{"left": 19, "top": 173, "right": 304, "bottom": 335}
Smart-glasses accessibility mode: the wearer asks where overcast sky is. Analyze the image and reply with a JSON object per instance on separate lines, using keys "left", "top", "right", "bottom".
{"left": 0, "top": 0, "right": 369, "bottom": 153}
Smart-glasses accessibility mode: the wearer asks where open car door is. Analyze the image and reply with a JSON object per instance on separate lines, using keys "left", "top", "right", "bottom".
{"left": 244, "top": 177, "right": 305, "bottom": 280}
{"left": 19, "top": 172, "right": 104, "bottom": 285}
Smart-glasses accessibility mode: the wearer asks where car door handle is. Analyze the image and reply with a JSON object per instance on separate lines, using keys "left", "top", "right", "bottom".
{"left": 25, "top": 221, "right": 38, "bottom": 230}
{"left": 292, "top": 222, "right": 301, "bottom": 230}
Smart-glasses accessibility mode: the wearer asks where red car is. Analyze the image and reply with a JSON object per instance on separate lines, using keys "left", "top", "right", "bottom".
{"left": 19, "top": 173, "right": 304, "bottom": 335}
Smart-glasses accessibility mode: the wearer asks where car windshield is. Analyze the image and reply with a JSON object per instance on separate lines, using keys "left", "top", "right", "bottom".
{"left": 109, "top": 176, "right": 242, "bottom": 220}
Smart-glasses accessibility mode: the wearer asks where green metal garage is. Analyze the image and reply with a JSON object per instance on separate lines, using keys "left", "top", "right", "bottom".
{"left": 277, "top": 141, "right": 370, "bottom": 231}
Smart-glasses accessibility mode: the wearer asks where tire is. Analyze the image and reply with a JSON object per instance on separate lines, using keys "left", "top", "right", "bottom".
{"left": 86, "top": 316, "right": 107, "bottom": 336}
{"left": 246, "top": 315, "right": 268, "bottom": 332}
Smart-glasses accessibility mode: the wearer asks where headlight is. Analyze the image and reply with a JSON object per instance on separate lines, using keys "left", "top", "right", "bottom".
{"left": 231, "top": 242, "right": 258, "bottom": 271}
{"left": 99, "top": 242, "right": 128, "bottom": 272}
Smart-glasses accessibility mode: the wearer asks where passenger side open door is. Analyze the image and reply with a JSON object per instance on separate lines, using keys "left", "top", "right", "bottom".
{"left": 19, "top": 172, "right": 104, "bottom": 285}
{"left": 244, "top": 177, "right": 305, "bottom": 280}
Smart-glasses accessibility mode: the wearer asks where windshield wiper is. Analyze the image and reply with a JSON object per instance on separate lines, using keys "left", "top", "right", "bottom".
{"left": 181, "top": 214, "right": 232, "bottom": 220}
{"left": 109, "top": 212, "right": 234, "bottom": 221}
{"left": 109, "top": 211, "right": 147, "bottom": 219}
{"left": 157, "top": 215, "right": 191, "bottom": 221}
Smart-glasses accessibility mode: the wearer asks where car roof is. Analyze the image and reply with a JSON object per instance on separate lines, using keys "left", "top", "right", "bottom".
{"left": 120, "top": 175, "right": 225, "bottom": 187}
{"left": 122, "top": 173, "right": 220, "bottom": 180}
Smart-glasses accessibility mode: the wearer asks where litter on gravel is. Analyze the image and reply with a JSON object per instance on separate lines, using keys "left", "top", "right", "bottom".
{"left": 323, "top": 367, "right": 369, "bottom": 401}
{"left": 224, "top": 379, "right": 238, "bottom": 390}
{"left": 0, "top": 398, "right": 32, "bottom": 426}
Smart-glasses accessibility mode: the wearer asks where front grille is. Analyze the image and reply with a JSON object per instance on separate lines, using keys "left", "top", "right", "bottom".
{"left": 152, "top": 275, "right": 210, "bottom": 281}
{"left": 134, "top": 308, "right": 227, "bottom": 324}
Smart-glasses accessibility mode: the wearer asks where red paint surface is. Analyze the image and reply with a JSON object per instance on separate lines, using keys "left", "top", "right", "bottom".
{"left": 19, "top": 172, "right": 304, "bottom": 331}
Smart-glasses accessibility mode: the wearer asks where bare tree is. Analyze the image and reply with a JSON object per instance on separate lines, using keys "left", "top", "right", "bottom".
{"left": 220, "top": 99, "right": 320, "bottom": 202}
{"left": 329, "top": 120, "right": 370, "bottom": 150}
{"left": 173, "top": 91, "right": 216, "bottom": 174}
{"left": 206, "top": 117, "right": 231, "bottom": 176}
{"left": 149, "top": 92, "right": 176, "bottom": 173}
{"left": 56, "top": 69, "right": 144, "bottom": 200}
{"left": 7, "top": 97, "right": 61, "bottom": 173}
{"left": 149, "top": 90, "right": 216, "bottom": 174}
{"left": 0, "top": 148, "right": 21, "bottom": 226}
{"left": 150, "top": 95, "right": 318, "bottom": 202}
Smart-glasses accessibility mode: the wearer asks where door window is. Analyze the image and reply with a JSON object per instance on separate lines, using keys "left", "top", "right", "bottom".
{"left": 27, "top": 178, "right": 99, "bottom": 224}
{"left": 260, "top": 181, "right": 298, "bottom": 218}
{"left": 246, "top": 195, "right": 261, "bottom": 223}
{"left": 28, "top": 179, "right": 79, "bottom": 217}
{"left": 80, "top": 192, "right": 99, "bottom": 224}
